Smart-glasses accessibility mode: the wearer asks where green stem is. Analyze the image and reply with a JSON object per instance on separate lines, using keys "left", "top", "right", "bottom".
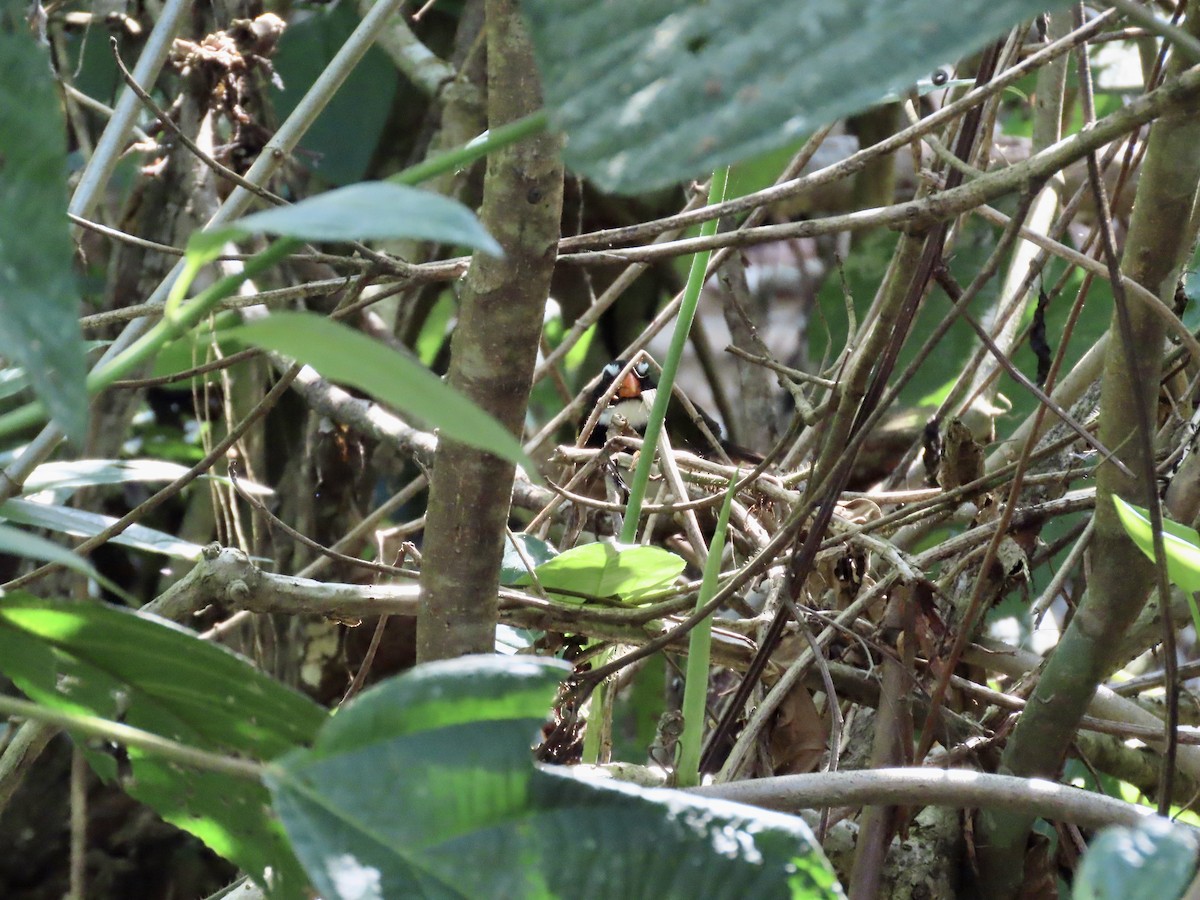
{"left": 391, "top": 110, "right": 550, "bottom": 187}
{"left": 0, "top": 110, "right": 551, "bottom": 445}
{"left": 0, "top": 238, "right": 299, "bottom": 440}
{"left": 580, "top": 646, "right": 611, "bottom": 764}
{"left": 0, "top": 692, "right": 265, "bottom": 780}
{"left": 675, "top": 477, "right": 736, "bottom": 787}
{"left": 619, "top": 167, "right": 729, "bottom": 543}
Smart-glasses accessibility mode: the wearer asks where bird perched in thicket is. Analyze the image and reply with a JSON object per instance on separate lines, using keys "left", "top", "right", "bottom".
{"left": 583, "top": 359, "right": 761, "bottom": 464}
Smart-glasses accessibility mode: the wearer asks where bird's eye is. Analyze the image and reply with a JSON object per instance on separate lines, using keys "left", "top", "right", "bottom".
{"left": 635, "top": 362, "right": 649, "bottom": 377}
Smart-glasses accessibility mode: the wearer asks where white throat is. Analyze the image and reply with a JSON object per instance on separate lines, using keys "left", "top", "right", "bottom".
{"left": 598, "top": 387, "right": 657, "bottom": 432}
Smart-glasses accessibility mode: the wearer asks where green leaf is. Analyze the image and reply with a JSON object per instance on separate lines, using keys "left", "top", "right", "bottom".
{"left": 225, "top": 312, "right": 537, "bottom": 475}
{"left": 310, "top": 655, "right": 569, "bottom": 755}
{"left": 501, "top": 533, "right": 559, "bottom": 585}
{"left": 415, "top": 291, "right": 456, "bottom": 366}
{"left": 266, "top": 655, "right": 842, "bottom": 900}
{"left": 0, "top": 341, "right": 108, "bottom": 404}
{"left": 272, "top": 1, "right": 398, "bottom": 187}
{"left": 521, "top": 0, "right": 1072, "bottom": 193}
{"left": 21, "top": 458, "right": 273, "bottom": 498}
{"left": 23, "top": 459, "right": 194, "bottom": 494}
{"left": 1073, "top": 819, "right": 1198, "bottom": 900}
{"left": 147, "top": 312, "right": 245, "bottom": 384}
{"left": 1111, "top": 496, "right": 1200, "bottom": 594}
{"left": 0, "top": 595, "right": 326, "bottom": 897}
{"left": 0, "top": 497, "right": 205, "bottom": 560}
{"left": 520, "top": 542, "right": 686, "bottom": 602}
{"left": 198, "top": 182, "right": 502, "bottom": 255}
{"left": 0, "top": 22, "right": 88, "bottom": 443}
{"left": 0, "top": 523, "right": 100, "bottom": 583}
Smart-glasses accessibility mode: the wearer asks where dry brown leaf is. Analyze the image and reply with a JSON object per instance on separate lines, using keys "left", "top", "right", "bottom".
{"left": 767, "top": 682, "right": 829, "bottom": 776}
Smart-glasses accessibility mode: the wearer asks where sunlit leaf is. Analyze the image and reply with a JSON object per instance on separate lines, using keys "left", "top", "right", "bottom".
{"left": 1111, "top": 495, "right": 1200, "bottom": 594}
{"left": 195, "top": 182, "right": 501, "bottom": 255}
{"left": 226, "top": 312, "right": 537, "bottom": 474}
{"left": 266, "top": 655, "right": 842, "bottom": 900}
{"left": 0, "top": 498, "right": 205, "bottom": 560}
{"left": 501, "top": 533, "right": 559, "bottom": 585}
{"left": 519, "top": 542, "right": 686, "bottom": 602}
{"left": 0, "top": 596, "right": 325, "bottom": 897}
{"left": 20, "top": 458, "right": 272, "bottom": 499}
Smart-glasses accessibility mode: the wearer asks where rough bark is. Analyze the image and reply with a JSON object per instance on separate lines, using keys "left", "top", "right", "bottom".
{"left": 416, "top": 0, "right": 564, "bottom": 661}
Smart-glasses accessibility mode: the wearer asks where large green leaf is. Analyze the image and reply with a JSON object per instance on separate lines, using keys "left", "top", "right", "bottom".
{"left": 0, "top": 497, "right": 205, "bottom": 560}
{"left": 0, "top": 18, "right": 88, "bottom": 443}
{"left": 194, "top": 182, "right": 501, "bottom": 256}
{"left": 226, "top": 312, "right": 537, "bottom": 473}
{"left": 272, "top": 1, "right": 398, "bottom": 187}
{"left": 500, "top": 532, "right": 559, "bottom": 585}
{"left": 0, "top": 595, "right": 326, "bottom": 898}
{"left": 266, "top": 655, "right": 842, "bottom": 900}
{"left": 521, "top": 0, "right": 1072, "bottom": 193}
{"left": 0, "top": 522, "right": 100, "bottom": 583}
{"left": 519, "top": 542, "right": 686, "bottom": 602}
{"left": 1111, "top": 495, "right": 1200, "bottom": 594}
{"left": 1073, "top": 819, "right": 1198, "bottom": 900}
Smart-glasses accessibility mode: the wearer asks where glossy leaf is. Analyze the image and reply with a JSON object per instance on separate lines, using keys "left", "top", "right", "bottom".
{"left": 521, "top": 0, "right": 1072, "bottom": 193}
{"left": 1074, "top": 818, "right": 1198, "bottom": 900}
{"left": 266, "top": 655, "right": 843, "bottom": 900}
{"left": 226, "top": 312, "right": 537, "bottom": 474}
{"left": 520, "top": 541, "right": 686, "bottom": 602}
{"left": 0, "top": 497, "right": 205, "bottom": 560}
{"left": 0, "top": 20, "right": 88, "bottom": 443}
{"left": 195, "top": 182, "right": 501, "bottom": 255}
{"left": 1111, "top": 496, "right": 1200, "bottom": 594}
{"left": 0, "top": 595, "right": 326, "bottom": 897}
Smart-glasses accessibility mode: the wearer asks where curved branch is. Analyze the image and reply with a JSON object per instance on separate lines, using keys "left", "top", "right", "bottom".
{"left": 692, "top": 768, "right": 1171, "bottom": 832}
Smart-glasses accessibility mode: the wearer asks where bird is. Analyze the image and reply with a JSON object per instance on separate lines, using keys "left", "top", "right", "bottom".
{"left": 582, "top": 359, "right": 761, "bottom": 463}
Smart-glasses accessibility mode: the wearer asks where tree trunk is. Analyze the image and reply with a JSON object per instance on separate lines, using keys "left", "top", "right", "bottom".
{"left": 417, "top": 0, "right": 564, "bottom": 661}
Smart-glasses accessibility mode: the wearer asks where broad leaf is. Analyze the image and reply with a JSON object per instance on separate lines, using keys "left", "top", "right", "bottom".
{"left": 226, "top": 312, "right": 537, "bottom": 474}
{"left": 0, "top": 497, "right": 205, "bottom": 560}
{"left": 1111, "top": 496, "right": 1200, "bottom": 594}
{"left": 194, "top": 182, "right": 501, "bottom": 255}
{"left": 0, "top": 596, "right": 326, "bottom": 897}
{"left": 501, "top": 533, "right": 559, "bottom": 585}
{"left": 520, "top": 542, "right": 686, "bottom": 602}
{"left": 1073, "top": 818, "right": 1198, "bottom": 900}
{"left": 0, "top": 341, "right": 108, "bottom": 404}
{"left": 266, "top": 655, "right": 842, "bottom": 900}
{"left": 0, "top": 19, "right": 88, "bottom": 443}
{"left": 0, "top": 522, "right": 100, "bottom": 583}
{"left": 272, "top": 2, "right": 398, "bottom": 187}
{"left": 20, "top": 458, "right": 273, "bottom": 500}
{"left": 23, "top": 459, "right": 195, "bottom": 494}
{"left": 521, "top": 0, "right": 1072, "bottom": 193}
